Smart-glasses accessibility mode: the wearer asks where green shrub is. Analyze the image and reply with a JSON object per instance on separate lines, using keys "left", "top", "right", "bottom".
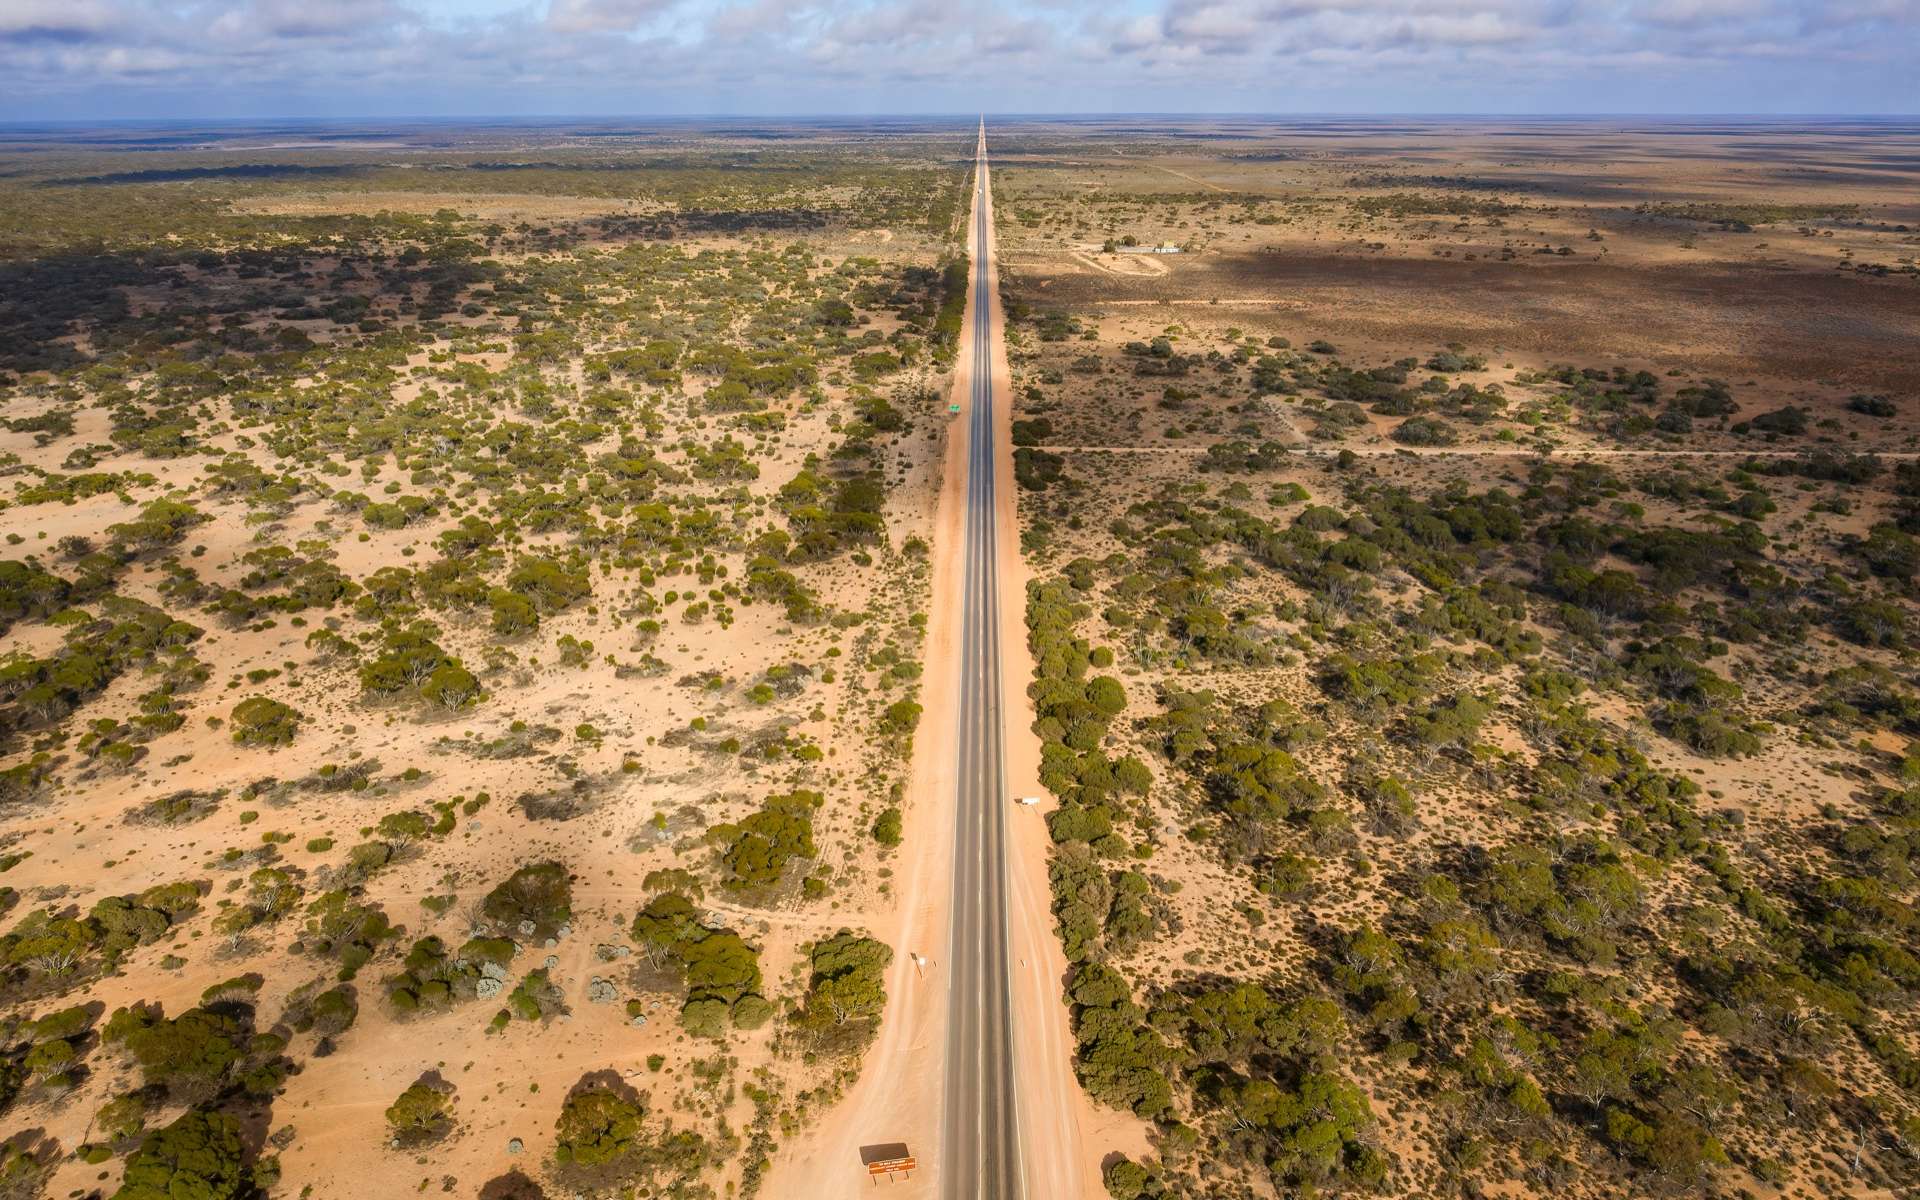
{"left": 420, "top": 663, "right": 481, "bottom": 709}
{"left": 554, "top": 1080, "right": 645, "bottom": 1168}
{"left": 114, "top": 1108, "right": 249, "bottom": 1200}
{"left": 795, "top": 932, "right": 891, "bottom": 1052}
{"left": 385, "top": 1081, "right": 454, "bottom": 1144}
{"left": 708, "top": 790, "right": 821, "bottom": 890}
{"left": 489, "top": 588, "right": 538, "bottom": 635}
{"left": 731, "top": 993, "right": 775, "bottom": 1030}
{"left": 229, "top": 697, "right": 300, "bottom": 746}
{"left": 482, "top": 862, "right": 572, "bottom": 940}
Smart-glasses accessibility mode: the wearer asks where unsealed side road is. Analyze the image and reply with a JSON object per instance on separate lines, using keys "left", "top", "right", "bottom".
{"left": 764, "top": 123, "right": 1133, "bottom": 1200}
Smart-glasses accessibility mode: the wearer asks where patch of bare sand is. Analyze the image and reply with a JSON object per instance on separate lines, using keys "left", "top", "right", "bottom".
{"left": 1068, "top": 250, "right": 1172, "bottom": 278}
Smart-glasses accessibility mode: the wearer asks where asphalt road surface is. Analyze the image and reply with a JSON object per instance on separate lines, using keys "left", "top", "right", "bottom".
{"left": 940, "top": 122, "right": 1022, "bottom": 1200}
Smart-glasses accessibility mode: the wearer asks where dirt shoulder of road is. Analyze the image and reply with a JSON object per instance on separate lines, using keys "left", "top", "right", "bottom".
{"left": 988, "top": 154, "right": 1149, "bottom": 1200}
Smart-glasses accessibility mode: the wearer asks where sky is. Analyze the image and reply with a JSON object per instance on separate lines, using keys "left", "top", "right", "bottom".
{"left": 0, "top": 0, "right": 1914, "bottom": 121}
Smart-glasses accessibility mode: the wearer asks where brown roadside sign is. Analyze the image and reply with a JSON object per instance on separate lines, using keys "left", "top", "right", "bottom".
{"left": 860, "top": 1143, "right": 915, "bottom": 1183}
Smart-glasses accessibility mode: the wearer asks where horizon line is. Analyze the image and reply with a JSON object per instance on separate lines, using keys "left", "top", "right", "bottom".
{"left": 2, "top": 110, "right": 1919, "bottom": 129}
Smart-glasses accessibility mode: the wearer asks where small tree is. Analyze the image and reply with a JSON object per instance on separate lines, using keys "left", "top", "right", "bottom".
{"left": 554, "top": 1079, "right": 645, "bottom": 1170}
{"left": 678, "top": 995, "right": 729, "bottom": 1038}
{"left": 488, "top": 589, "right": 538, "bottom": 636}
{"left": 1104, "top": 1156, "right": 1156, "bottom": 1200}
{"left": 307, "top": 985, "right": 358, "bottom": 1037}
{"left": 797, "top": 932, "right": 892, "bottom": 1050}
{"left": 107, "top": 1005, "right": 246, "bottom": 1098}
{"left": 300, "top": 891, "right": 397, "bottom": 979}
{"left": 376, "top": 810, "right": 432, "bottom": 852}
{"left": 629, "top": 891, "right": 700, "bottom": 966}
{"left": 421, "top": 663, "right": 481, "bottom": 710}
{"left": 113, "top": 1108, "right": 249, "bottom": 1200}
{"left": 482, "top": 862, "right": 572, "bottom": 941}
{"left": 385, "top": 1080, "right": 454, "bottom": 1146}
{"left": 95, "top": 1090, "right": 150, "bottom": 1144}
{"left": 730, "top": 993, "right": 774, "bottom": 1030}
{"left": 8, "top": 912, "right": 93, "bottom": 975}
{"left": 882, "top": 699, "right": 922, "bottom": 736}
{"left": 229, "top": 697, "right": 300, "bottom": 746}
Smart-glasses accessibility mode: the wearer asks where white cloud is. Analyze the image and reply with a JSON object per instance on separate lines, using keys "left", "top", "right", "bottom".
{"left": 0, "top": 0, "right": 1911, "bottom": 114}
{"left": 546, "top": 0, "right": 679, "bottom": 33}
{"left": 1628, "top": 0, "right": 1776, "bottom": 28}
{"left": 0, "top": 0, "right": 116, "bottom": 43}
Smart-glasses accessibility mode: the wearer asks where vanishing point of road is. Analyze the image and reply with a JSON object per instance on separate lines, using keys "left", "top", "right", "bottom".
{"left": 941, "top": 121, "right": 1023, "bottom": 1200}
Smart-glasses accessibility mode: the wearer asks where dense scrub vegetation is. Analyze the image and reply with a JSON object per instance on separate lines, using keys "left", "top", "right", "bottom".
{"left": 1005, "top": 247, "right": 1920, "bottom": 1197}
{"left": 1027, "top": 455, "right": 1920, "bottom": 1195}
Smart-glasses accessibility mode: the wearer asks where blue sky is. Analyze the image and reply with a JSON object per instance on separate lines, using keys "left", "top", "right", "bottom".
{"left": 0, "top": 0, "right": 1914, "bottom": 120}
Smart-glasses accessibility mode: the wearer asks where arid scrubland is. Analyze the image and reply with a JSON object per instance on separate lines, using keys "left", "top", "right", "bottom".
{"left": 6, "top": 113, "right": 1920, "bottom": 1200}
{"left": 0, "top": 120, "right": 972, "bottom": 1199}
{"left": 992, "top": 118, "right": 1920, "bottom": 1199}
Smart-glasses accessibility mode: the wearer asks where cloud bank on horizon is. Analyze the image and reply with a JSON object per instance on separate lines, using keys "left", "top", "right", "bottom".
{"left": 0, "top": 0, "right": 1914, "bottom": 120}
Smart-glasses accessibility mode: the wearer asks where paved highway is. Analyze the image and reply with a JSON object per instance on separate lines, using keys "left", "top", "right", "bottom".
{"left": 940, "top": 122, "right": 1022, "bottom": 1200}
